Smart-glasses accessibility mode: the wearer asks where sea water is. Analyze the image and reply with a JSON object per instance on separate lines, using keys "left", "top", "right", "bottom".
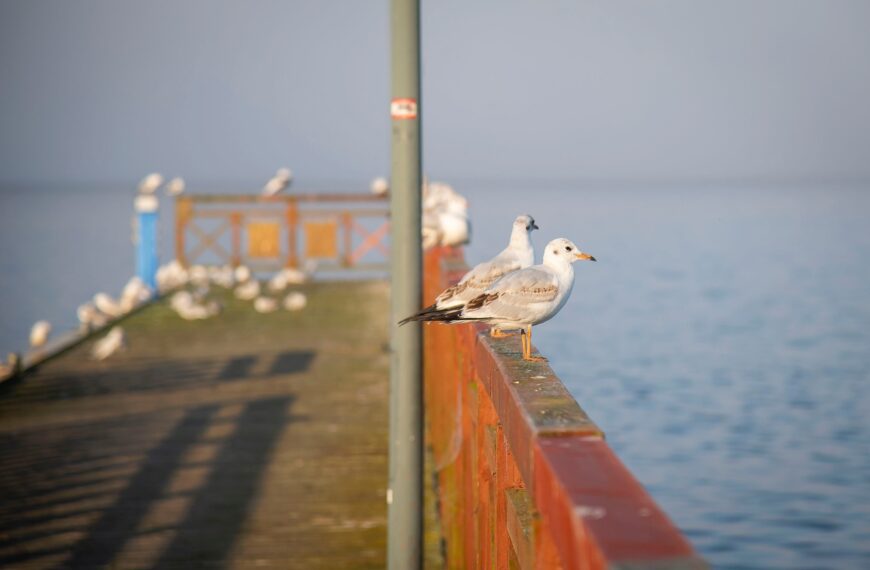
{"left": 464, "top": 182, "right": 870, "bottom": 570}
{"left": 1, "top": 181, "right": 868, "bottom": 568}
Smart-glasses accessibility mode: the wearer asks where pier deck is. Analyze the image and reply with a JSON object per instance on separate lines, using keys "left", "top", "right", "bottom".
{"left": 0, "top": 281, "right": 440, "bottom": 569}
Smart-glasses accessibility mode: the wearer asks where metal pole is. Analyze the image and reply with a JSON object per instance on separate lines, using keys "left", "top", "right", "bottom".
{"left": 134, "top": 193, "right": 159, "bottom": 290}
{"left": 388, "top": 0, "right": 422, "bottom": 567}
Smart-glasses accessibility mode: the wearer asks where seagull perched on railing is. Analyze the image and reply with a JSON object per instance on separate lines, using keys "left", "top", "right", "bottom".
{"left": 94, "top": 293, "right": 122, "bottom": 318}
{"left": 370, "top": 176, "right": 389, "bottom": 197}
{"left": 401, "top": 238, "right": 595, "bottom": 361}
{"left": 30, "top": 321, "right": 52, "bottom": 348}
{"left": 402, "top": 214, "right": 538, "bottom": 337}
{"left": 421, "top": 181, "right": 471, "bottom": 248}
{"left": 262, "top": 167, "right": 293, "bottom": 196}
{"left": 0, "top": 353, "right": 20, "bottom": 381}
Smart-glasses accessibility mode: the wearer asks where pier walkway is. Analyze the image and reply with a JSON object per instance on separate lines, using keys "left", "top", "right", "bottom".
{"left": 0, "top": 281, "right": 440, "bottom": 569}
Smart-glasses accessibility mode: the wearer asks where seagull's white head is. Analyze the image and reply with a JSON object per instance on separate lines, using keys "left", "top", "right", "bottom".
{"left": 543, "top": 238, "right": 596, "bottom": 266}
{"left": 514, "top": 214, "right": 539, "bottom": 233}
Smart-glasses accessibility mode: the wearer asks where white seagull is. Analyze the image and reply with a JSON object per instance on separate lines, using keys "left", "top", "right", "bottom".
{"left": 91, "top": 327, "right": 126, "bottom": 361}
{"left": 262, "top": 167, "right": 293, "bottom": 196}
{"left": 30, "top": 321, "right": 51, "bottom": 348}
{"left": 0, "top": 353, "right": 20, "bottom": 381}
{"left": 138, "top": 173, "right": 164, "bottom": 194}
{"left": 283, "top": 291, "right": 307, "bottom": 311}
{"left": 402, "top": 238, "right": 595, "bottom": 361}
{"left": 94, "top": 293, "right": 122, "bottom": 318}
{"left": 403, "top": 214, "right": 538, "bottom": 336}
{"left": 253, "top": 296, "right": 278, "bottom": 313}
{"left": 234, "top": 279, "right": 261, "bottom": 301}
{"left": 370, "top": 176, "right": 389, "bottom": 196}
{"left": 165, "top": 177, "right": 186, "bottom": 196}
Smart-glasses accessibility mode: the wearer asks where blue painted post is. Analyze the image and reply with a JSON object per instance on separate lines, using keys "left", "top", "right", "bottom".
{"left": 134, "top": 193, "right": 159, "bottom": 290}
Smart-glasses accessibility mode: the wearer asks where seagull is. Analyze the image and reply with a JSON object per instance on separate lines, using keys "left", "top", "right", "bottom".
{"left": 283, "top": 291, "right": 307, "bottom": 311}
{"left": 401, "top": 238, "right": 595, "bottom": 361}
{"left": 94, "top": 293, "right": 122, "bottom": 318}
{"left": 0, "top": 353, "right": 20, "bottom": 381}
{"left": 165, "top": 177, "right": 186, "bottom": 196}
{"left": 91, "top": 327, "right": 126, "bottom": 361}
{"left": 120, "top": 276, "right": 152, "bottom": 312}
{"left": 156, "top": 260, "right": 189, "bottom": 292}
{"left": 77, "top": 302, "right": 107, "bottom": 330}
{"left": 188, "top": 265, "right": 210, "bottom": 287}
{"left": 268, "top": 271, "right": 289, "bottom": 293}
{"left": 370, "top": 176, "right": 389, "bottom": 196}
{"left": 234, "top": 279, "right": 261, "bottom": 300}
{"left": 208, "top": 265, "right": 235, "bottom": 289}
{"left": 262, "top": 167, "right": 293, "bottom": 196}
{"left": 30, "top": 321, "right": 52, "bottom": 348}
{"left": 234, "top": 265, "right": 252, "bottom": 283}
{"left": 138, "top": 173, "right": 164, "bottom": 194}
{"left": 253, "top": 296, "right": 278, "bottom": 313}
{"left": 402, "top": 214, "right": 538, "bottom": 336}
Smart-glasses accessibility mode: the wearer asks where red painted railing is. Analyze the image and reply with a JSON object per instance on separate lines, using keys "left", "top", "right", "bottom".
{"left": 423, "top": 246, "right": 707, "bottom": 570}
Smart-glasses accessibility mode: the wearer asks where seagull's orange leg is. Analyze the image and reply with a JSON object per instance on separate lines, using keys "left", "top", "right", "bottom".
{"left": 522, "top": 325, "right": 548, "bottom": 362}
{"left": 520, "top": 328, "right": 529, "bottom": 359}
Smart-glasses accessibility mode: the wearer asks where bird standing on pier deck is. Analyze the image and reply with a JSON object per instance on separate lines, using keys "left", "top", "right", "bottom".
{"left": 401, "top": 214, "right": 538, "bottom": 334}
{"left": 402, "top": 238, "right": 595, "bottom": 362}
{"left": 91, "top": 327, "right": 126, "bottom": 361}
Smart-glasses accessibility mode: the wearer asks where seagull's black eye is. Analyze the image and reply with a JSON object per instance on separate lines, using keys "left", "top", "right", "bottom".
{"left": 565, "top": 246, "right": 573, "bottom": 252}
{"left": 525, "top": 225, "right": 530, "bottom": 230}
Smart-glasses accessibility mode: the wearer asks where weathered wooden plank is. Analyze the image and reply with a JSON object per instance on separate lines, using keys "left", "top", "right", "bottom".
{"left": 0, "top": 281, "right": 441, "bottom": 569}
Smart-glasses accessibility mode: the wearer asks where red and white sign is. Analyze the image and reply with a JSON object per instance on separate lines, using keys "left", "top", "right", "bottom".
{"left": 391, "top": 98, "right": 418, "bottom": 120}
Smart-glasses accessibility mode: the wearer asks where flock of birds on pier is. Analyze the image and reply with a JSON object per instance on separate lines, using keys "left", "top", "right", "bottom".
{"left": 370, "top": 176, "right": 472, "bottom": 248}
{"left": 4, "top": 169, "right": 515, "bottom": 379}
{"left": 401, "top": 214, "right": 596, "bottom": 361}
{"left": 20, "top": 260, "right": 312, "bottom": 366}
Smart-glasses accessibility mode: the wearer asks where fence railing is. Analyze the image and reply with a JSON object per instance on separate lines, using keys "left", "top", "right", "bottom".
{"left": 423, "top": 246, "right": 707, "bottom": 570}
{"left": 175, "top": 193, "right": 389, "bottom": 272}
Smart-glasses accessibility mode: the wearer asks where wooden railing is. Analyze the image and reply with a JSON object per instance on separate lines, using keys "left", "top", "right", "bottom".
{"left": 175, "top": 193, "right": 389, "bottom": 272}
{"left": 423, "top": 246, "right": 707, "bottom": 570}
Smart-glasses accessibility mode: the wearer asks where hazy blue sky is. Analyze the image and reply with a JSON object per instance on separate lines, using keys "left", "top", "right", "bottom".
{"left": 1, "top": 1, "right": 869, "bottom": 185}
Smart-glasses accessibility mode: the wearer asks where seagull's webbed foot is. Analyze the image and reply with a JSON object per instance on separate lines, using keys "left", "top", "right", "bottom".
{"left": 523, "top": 354, "right": 548, "bottom": 363}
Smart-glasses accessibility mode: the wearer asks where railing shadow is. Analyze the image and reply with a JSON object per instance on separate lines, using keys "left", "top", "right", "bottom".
{"left": 0, "top": 350, "right": 315, "bottom": 408}
{"left": 0, "top": 395, "right": 298, "bottom": 568}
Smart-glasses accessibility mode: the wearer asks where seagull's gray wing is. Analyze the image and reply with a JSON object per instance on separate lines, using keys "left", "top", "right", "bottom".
{"left": 462, "top": 267, "right": 558, "bottom": 320}
{"left": 435, "top": 254, "right": 524, "bottom": 307}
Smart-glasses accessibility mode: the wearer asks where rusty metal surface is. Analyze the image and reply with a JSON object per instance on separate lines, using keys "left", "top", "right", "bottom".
{"left": 422, "top": 246, "right": 705, "bottom": 570}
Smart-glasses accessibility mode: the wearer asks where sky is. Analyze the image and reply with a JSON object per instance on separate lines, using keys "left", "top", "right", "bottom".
{"left": 1, "top": 0, "right": 869, "bottom": 185}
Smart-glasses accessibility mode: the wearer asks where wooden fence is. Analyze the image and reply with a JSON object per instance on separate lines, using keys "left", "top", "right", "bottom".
{"left": 423, "top": 246, "right": 707, "bottom": 569}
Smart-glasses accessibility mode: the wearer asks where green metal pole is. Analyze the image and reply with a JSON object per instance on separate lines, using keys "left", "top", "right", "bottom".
{"left": 388, "top": 0, "right": 422, "bottom": 567}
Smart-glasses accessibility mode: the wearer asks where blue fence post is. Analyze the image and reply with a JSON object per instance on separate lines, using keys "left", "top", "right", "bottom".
{"left": 134, "top": 193, "right": 159, "bottom": 290}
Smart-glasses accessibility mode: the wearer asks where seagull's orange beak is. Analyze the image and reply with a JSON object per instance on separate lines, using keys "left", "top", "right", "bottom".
{"left": 575, "top": 252, "right": 596, "bottom": 262}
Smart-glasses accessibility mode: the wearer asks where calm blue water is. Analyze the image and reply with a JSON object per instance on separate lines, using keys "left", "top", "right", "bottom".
{"left": 1, "top": 182, "right": 869, "bottom": 568}
{"left": 464, "top": 182, "right": 870, "bottom": 570}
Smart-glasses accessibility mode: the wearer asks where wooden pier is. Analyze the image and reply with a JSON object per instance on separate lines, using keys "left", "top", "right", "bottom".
{"left": 0, "top": 281, "right": 441, "bottom": 569}
{"left": 0, "top": 241, "right": 705, "bottom": 569}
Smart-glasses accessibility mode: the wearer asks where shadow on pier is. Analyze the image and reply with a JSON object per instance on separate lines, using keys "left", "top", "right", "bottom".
{"left": 0, "top": 281, "right": 420, "bottom": 569}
